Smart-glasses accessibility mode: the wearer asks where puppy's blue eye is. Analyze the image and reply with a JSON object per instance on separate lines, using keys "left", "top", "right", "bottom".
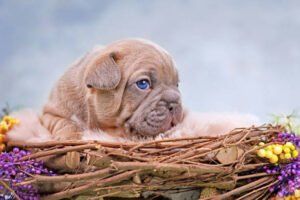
{"left": 136, "top": 79, "right": 150, "bottom": 90}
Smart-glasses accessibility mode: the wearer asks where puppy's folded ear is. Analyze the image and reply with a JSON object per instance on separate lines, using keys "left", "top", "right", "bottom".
{"left": 85, "top": 52, "right": 121, "bottom": 90}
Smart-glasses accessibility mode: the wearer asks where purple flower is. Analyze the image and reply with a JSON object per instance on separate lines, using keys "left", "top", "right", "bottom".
{"left": 0, "top": 147, "right": 55, "bottom": 199}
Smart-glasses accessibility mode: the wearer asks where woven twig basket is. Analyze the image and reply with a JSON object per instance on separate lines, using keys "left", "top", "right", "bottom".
{"left": 8, "top": 125, "right": 281, "bottom": 200}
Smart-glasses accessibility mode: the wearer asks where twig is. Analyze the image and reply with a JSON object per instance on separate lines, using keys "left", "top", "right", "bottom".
{"left": 21, "top": 144, "right": 101, "bottom": 160}
{"left": 235, "top": 172, "right": 275, "bottom": 180}
{"left": 34, "top": 168, "right": 114, "bottom": 183}
{"left": 236, "top": 179, "right": 279, "bottom": 200}
{"left": 41, "top": 170, "right": 139, "bottom": 200}
{"left": 212, "top": 177, "right": 274, "bottom": 199}
{"left": 0, "top": 179, "right": 21, "bottom": 200}
{"left": 111, "top": 161, "right": 231, "bottom": 174}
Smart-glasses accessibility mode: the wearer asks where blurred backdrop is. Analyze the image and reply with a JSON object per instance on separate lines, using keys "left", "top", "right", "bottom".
{"left": 0, "top": 0, "right": 299, "bottom": 121}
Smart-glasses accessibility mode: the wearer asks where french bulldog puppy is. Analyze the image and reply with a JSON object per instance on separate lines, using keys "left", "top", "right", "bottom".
{"left": 41, "top": 39, "right": 183, "bottom": 140}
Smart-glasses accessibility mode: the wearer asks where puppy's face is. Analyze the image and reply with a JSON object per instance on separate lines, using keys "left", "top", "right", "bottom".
{"left": 84, "top": 39, "right": 183, "bottom": 137}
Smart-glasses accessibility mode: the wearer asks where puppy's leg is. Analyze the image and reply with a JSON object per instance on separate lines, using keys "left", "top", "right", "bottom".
{"left": 41, "top": 113, "right": 82, "bottom": 140}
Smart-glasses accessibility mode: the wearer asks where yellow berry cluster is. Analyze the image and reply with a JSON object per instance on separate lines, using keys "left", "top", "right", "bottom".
{"left": 257, "top": 142, "right": 299, "bottom": 164}
{"left": 284, "top": 194, "right": 300, "bottom": 200}
{"left": 271, "top": 195, "right": 300, "bottom": 200}
{"left": 270, "top": 190, "right": 300, "bottom": 200}
{"left": 0, "top": 116, "right": 19, "bottom": 152}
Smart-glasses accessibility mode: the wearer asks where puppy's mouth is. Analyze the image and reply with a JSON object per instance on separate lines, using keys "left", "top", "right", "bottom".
{"left": 125, "top": 102, "right": 183, "bottom": 137}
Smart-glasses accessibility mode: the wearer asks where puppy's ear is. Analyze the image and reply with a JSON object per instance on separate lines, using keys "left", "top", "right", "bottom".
{"left": 85, "top": 52, "right": 121, "bottom": 90}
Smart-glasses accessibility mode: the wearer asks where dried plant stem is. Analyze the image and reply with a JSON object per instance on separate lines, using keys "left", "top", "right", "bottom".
{"left": 21, "top": 144, "right": 100, "bottom": 160}
{"left": 212, "top": 177, "right": 274, "bottom": 200}
{"left": 111, "top": 161, "right": 231, "bottom": 175}
{"left": 41, "top": 170, "right": 139, "bottom": 200}
{"left": 107, "top": 152, "right": 151, "bottom": 162}
{"left": 235, "top": 172, "right": 274, "bottom": 180}
{"left": 34, "top": 168, "right": 113, "bottom": 183}
{"left": 8, "top": 140, "right": 136, "bottom": 149}
{"left": 8, "top": 140, "right": 90, "bottom": 148}
{"left": 236, "top": 180, "right": 279, "bottom": 200}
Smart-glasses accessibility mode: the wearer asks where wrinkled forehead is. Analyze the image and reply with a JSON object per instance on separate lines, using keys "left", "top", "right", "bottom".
{"left": 109, "top": 39, "right": 179, "bottom": 85}
{"left": 137, "top": 55, "right": 179, "bottom": 86}
{"left": 129, "top": 48, "right": 179, "bottom": 86}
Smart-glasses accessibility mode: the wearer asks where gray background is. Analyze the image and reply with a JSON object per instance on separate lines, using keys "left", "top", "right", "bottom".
{"left": 0, "top": 0, "right": 299, "bottom": 121}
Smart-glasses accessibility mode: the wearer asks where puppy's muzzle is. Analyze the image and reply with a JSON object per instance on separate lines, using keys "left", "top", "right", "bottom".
{"left": 160, "top": 89, "right": 182, "bottom": 126}
{"left": 127, "top": 88, "right": 183, "bottom": 137}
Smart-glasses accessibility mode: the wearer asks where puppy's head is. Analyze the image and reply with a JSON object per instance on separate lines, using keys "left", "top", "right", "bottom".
{"left": 84, "top": 39, "right": 183, "bottom": 137}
